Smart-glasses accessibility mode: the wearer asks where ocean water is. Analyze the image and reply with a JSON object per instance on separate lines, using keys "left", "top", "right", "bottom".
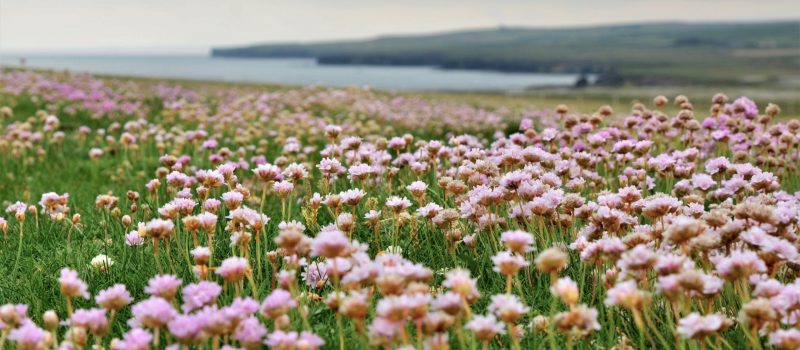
{"left": 0, "top": 55, "right": 590, "bottom": 91}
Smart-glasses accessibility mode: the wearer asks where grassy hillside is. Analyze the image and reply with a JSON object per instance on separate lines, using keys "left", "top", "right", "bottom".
{"left": 212, "top": 21, "right": 800, "bottom": 86}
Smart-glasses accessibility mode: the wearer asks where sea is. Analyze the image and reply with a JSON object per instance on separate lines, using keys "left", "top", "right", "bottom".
{"left": 0, "top": 54, "right": 592, "bottom": 92}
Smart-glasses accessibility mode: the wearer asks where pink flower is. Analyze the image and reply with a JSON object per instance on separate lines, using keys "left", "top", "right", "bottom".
{"left": 144, "top": 274, "right": 182, "bottom": 300}
{"left": 168, "top": 314, "right": 206, "bottom": 344}
{"left": 617, "top": 245, "right": 656, "bottom": 272}
{"left": 71, "top": 308, "right": 108, "bottom": 335}
{"left": 406, "top": 181, "right": 428, "bottom": 197}
{"left": 691, "top": 173, "right": 716, "bottom": 191}
{"left": 551, "top": 277, "right": 580, "bottom": 305}
{"left": 96, "top": 284, "right": 132, "bottom": 311}
{"left": 204, "top": 199, "right": 221, "bottom": 212}
{"left": 713, "top": 249, "right": 767, "bottom": 281}
{"left": 282, "top": 163, "right": 309, "bottom": 182}
{"left": 488, "top": 294, "right": 529, "bottom": 324}
{"left": 125, "top": 231, "right": 145, "bottom": 246}
{"left": 59, "top": 268, "right": 89, "bottom": 299}
{"left": 8, "top": 321, "right": 46, "bottom": 349}
{"left": 225, "top": 297, "right": 261, "bottom": 322}
{"left": 216, "top": 257, "right": 249, "bottom": 282}
{"left": 769, "top": 329, "right": 800, "bottom": 350}
{"left": 253, "top": 163, "right": 282, "bottom": 182}
{"left": 265, "top": 330, "right": 324, "bottom": 350}
{"left": 491, "top": 250, "right": 529, "bottom": 276}
{"left": 234, "top": 316, "right": 267, "bottom": 348}
{"left": 367, "top": 317, "right": 403, "bottom": 345}
{"left": 120, "top": 328, "right": 153, "bottom": 350}
{"left": 705, "top": 157, "right": 731, "bottom": 175}
{"left": 222, "top": 191, "right": 244, "bottom": 209}
{"left": 191, "top": 246, "right": 211, "bottom": 265}
{"left": 655, "top": 253, "right": 693, "bottom": 275}
{"left": 676, "top": 313, "right": 730, "bottom": 339}
{"left": 317, "top": 158, "right": 345, "bottom": 179}
{"left": 144, "top": 219, "right": 175, "bottom": 239}
{"left": 465, "top": 314, "right": 505, "bottom": 341}
{"left": 443, "top": 268, "right": 480, "bottom": 301}
{"left": 260, "top": 289, "right": 297, "bottom": 319}
{"left": 347, "top": 163, "right": 374, "bottom": 181}
{"left": 605, "top": 280, "right": 648, "bottom": 309}
{"left": 500, "top": 230, "right": 534, "bottom": 253}
{"left": 131, "top": 297, "right": 176, "bottom": 328}
{"left": 385, "top": 196, "right": 412, "bottom": 213}
{"left": 273, "top": 181, "right": 295, "bottom": 197}
{"left": 310, "top": 227, "right": 351, "bottom": 258}
{"left": 181, "top": 281, "right": 222, "bottom": 312}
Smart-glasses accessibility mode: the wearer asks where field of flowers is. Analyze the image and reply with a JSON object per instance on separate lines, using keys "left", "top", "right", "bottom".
{"left": 0, "top": 69, "right": 799, "bottom": 350}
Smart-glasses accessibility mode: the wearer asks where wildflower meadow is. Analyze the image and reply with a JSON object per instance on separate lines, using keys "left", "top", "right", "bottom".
{"left": 1, "top": 70, "right": 800, "bottom": 350}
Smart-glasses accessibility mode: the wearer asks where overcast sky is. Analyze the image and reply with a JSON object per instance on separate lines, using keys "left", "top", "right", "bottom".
{"left": 1, "top": 0, "right": 798, "bottom": 54}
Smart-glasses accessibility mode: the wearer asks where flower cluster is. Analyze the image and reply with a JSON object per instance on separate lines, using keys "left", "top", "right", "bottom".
{"left": 0, "top": 71, "right": 799, "bottom": 349}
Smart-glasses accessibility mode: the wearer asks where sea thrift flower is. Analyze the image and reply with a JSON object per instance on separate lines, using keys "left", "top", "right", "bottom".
{"left": 216, "top": 257, "right": 249, "bottom": 282}
{"left": 8, "top": 321, "right": 46, "bottom": 350}
{"left": 500, "top": 230, "right": 535, "bottom": 254}
{"left": 605, "top": 280, "right": 650, "bottom": 310}
{"left": 125, "top": 231, "right": 145, "bottom": 246}
{"left": 90, "top": 254, "right": 114, "bottom": 272}
{"left": 59, "top": 268, "right": 89, "bottom": 299}
{"left": 385, "top": 196, "right": 412, "bottom": 214}
{"left": 488, "top": 294, "right": 530, "bottom": 324}
{"left": 191, "top": 246, "right": 211, "bottom": 265}
{"left": 131, "top": 296, "right": 177, "bottom": 328}
{"left": 222, "top": 191, "right": 244, "bottom": 209}
{"left": 273, "top": 181, "right": 295, "bottom": 197}
{"left": 553, "top": 304, "right": 601, "bottom": 337}
{"left": 182, "top": 281, "right": 222, "bottom": 312}
{"left": 265, "top": 330, "right": 325, "bottom": 350}
{"left": 443, "top": 268, "right": 480, "bottom": 302}
{"left": 234, "top": 316, "right": 267, "bottom": 349}
{"left": 253, "top": 163, "right": 282, "bottom": 182}
{"left": 676, "top": 313, "right": 731, "bottom": 339}
{"left": 144, "top": 274, "right": 182, "bottom": 300}
{"left": 465, "top": 314, "right": 505, "bottom": 341}
{"left": 310, "top": 227, "right": 351, "bottom": 258}
{"left": 96, "top": 284, "right": 132, "bottom": 311}
{"left": 119, "top": 328, "right": 153, "bottom": 350}
{"left": 260, "top": 289, "right": 297, "bottom": 319}
{"left": 407, "top": 181, "right": 428, "bottom": 198}
{"left": 491, "top": 250, "right": 529, "bottom": 276}
{"left": 167, "top": 314, "right": 206, "bottom": 344}
{"left": 144, "top": 218, "right": 175, "bottom": 239}
{"left": 769, "top": 329, "right": 800, "bottom": 350}
{"left": 71, "top": 308, "right": 108, "bottom": 335}
{"left": 535, "top": 246, "right": 569, "bottom": 274}
{"left": 89, "top": 148, "right": 103, "bottom": 159}
{"left": 551, "top": 277, "right": 580, "bottom": 306}
{"left": 204, "top": 199, "right": 221, "bottom": 212}
{"left": 713, "top": 249, "right": 767, "bottom": 281}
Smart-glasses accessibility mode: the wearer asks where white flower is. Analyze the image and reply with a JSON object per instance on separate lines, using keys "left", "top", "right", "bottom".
{"left": 91, "top": 254, "right": 114, "bottom": 272}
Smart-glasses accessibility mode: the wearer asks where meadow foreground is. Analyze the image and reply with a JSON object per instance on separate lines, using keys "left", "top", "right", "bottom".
{"left": 1, "top": 70, "right": 800, "bottom": 349}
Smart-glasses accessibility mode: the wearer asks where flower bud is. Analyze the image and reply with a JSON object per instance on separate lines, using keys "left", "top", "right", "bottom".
{"left": 43, "top": 310, "right": 59, "bottom": 330}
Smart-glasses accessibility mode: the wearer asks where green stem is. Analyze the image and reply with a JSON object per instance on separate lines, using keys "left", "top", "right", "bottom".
{"left": 11, "top": 221, "right": 24, "bottom": 276}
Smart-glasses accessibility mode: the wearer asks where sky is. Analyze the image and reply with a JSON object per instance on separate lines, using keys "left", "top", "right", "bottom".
{"left": 1, "top": 0, "right": 798, "bottom": 54}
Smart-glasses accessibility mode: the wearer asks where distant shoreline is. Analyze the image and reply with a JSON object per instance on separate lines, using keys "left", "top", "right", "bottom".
{"left": 211, "top": 20, "right": 800, "bottom": 87}
{"left": 209, "top": 51, "right": 595, "bottom": 75}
